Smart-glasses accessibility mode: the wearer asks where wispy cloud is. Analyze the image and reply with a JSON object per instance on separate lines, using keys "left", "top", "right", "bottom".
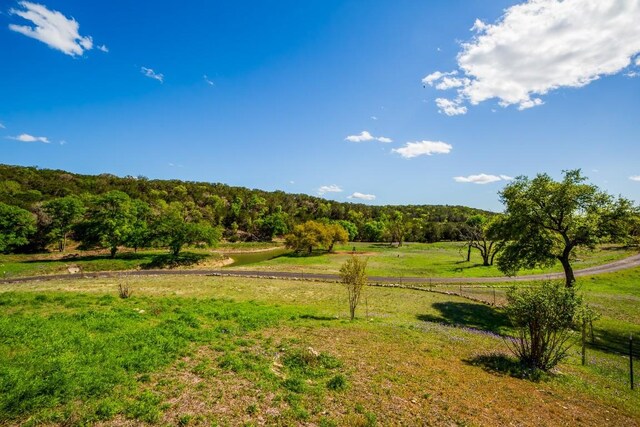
{"left": 424, "top": 0, "right": 640, "bottom": 114}
{"left": 97, "top": 44, "right": 108, "bottom": 53}
{"left": 370, "top": 116, "right": 378, "bottom": 120}
{"left": 9, "top": 1, "right": 94, "bottom": 56}
{"left": 8, "top": 133, "right": 50, "bottom": 143}
{"left": 435, "top": 98, "right": 467, "bottom": 116}
{"left": 141, "top": 67, "right": 164, "bottom": 83}
{"left": 347, "top": 192, "right": 376, "bottom": 201}
{"left": 629, "top": 175, "right": 640, "bottom": 182}
{"left": 392, "top": 141, "right": 452, "bottom": 158}
{"left": 453, "top": 173, "right": 513, "bottom": 184}
{"left": 203, "top": 75, "right": 215, "bottom": 86}
{"left": 0, "top": 122, "right": 5, "bottom": 129}
{"left": 345, "top": 131, "right": 392, "bottom": 143}
{"left": 317, "top": 184, "right": 343, "bottom": 195}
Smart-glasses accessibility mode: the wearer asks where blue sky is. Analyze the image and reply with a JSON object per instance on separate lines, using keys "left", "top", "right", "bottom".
{"left": 1, "top": 0, "right": 639, "bottom": 211}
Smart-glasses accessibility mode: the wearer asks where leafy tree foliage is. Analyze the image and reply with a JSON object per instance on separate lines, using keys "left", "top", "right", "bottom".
{"left": 326, "top": 223, "right": 349, "bottom": 252}
{"left": 124, "top": 199, "right": 153, "bottom": 252}
{"left": 285, "top": 221, "right": 332, "bottom": 254}
{"left": 154, "top": 202, "right": 221, "bottom": 256}
{"left": 81, "top": 191, "right": 136, "bottom": 258}
{"left": 337, "top": 220, "right": 358, "bottom": 241}
{"left": 495, "top": 170, "right": 634, "bottom": 287}
{"left": 361, "top": 220, "right": 386, "bottom": 242}
{"left": 254, "top": 207, "right": 289, "bottom": 241}
{"left": 0, "top": 202, "right": 36, "bottom": 253}
{"left": 43, "top": 196, "right": 85, "bottom": 252}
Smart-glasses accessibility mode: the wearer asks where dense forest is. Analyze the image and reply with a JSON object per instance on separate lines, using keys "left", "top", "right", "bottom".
{"left": 0, "top": 164, "right": 494, "bottom": 253}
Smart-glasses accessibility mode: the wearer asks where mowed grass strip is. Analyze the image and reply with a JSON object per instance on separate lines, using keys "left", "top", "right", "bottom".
{"left": 0, "top": 274, "right": 638, "bottom": 425}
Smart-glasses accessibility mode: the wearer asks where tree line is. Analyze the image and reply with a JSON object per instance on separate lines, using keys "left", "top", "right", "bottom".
{"left": 0, "top": 164, "right": 492, "bottom": 250}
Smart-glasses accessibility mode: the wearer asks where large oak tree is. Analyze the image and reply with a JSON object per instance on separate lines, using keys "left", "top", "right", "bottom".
{"left": 495, "top": 170, "right": 634, "bottom": 287}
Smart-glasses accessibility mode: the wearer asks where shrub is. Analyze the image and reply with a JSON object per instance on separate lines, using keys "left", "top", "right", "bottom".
{"left": 118, "top": 284, "right": 133, "bottom": 299}
{"left": 505, "top": 281, "right": 581, "bottom": 371}
{"left": 327, "top": 374, "right": 347, "bottom": 391}
{"left": 339, "top": 256, "right": 368, "bottom": 321}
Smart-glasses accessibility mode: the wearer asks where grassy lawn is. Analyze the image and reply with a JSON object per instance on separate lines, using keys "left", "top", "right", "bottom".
{"left": 0, "top": 241, "right": 284, "bottom": 279}
{"left": 1, "top": 242, "right": 635, "bottom": 280}
{"left": 1, "top": 273, "right": 638, "bottom": 426}
{"left": 228, "top": 241, "right": 638, "bottom": 278}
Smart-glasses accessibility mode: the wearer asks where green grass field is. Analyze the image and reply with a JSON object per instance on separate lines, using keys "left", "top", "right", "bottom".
{"left": 228, "top": 242, "right": 637, "bottom": 278}
{"left": 1, "top": 268, "right": 638, "bottom": 426}
{"left": 1, "top": 242, "right": 635, "bottom": 281}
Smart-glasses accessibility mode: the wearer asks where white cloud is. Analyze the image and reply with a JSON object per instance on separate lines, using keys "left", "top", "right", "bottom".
{"left": 454, "top": 173, "right": 513, "bottom": 184}
{"left": 629, "top": 175, "right": 640, "bottom": 182}
{"left": 289, "top": 180, "right": 295, "bottom": 184}
{"left": 424, "top": 0, "right": 640, "bottom": 113}
{"left": 97, "top": 44, "right": 108, "bottom": 53}
{"left": 317, "top": 184, "right": 343, "bottom": 195}
{"left": 141, "top": 67, "right": 164, "bottom": 83}
{"left": 0, "top": 122, "right": 5, "bottom": 129}
{"left": 9, "top": 1, "right": 94, "bottom": 56}
{"left": 345, "top": 131, "right": 392, "bottom": 143}
{"left": 59, "top": 140, "right": 67, "bottom": 145}
{"left": 370, "top": 116, "right": 378, "bottom": 120}
{"left": 435, "top": 98, "right": 467, "bottom": 116}
{"left": 435, "top": 76, "right": 469, "bottom": 91}
{"left": 347, "top": 192, "right": 376, "bottom": 201}
{"left": 204, "top": 74, "right": 215, "bottom": 86}
{"left": 422, "top": 71, "right": 457, "bottom": 86}
{"left": 8, "top": 133, "right": 50, "bottom": 143}
{"left": 392, "top": 140, "right": 452, "bottom": 158}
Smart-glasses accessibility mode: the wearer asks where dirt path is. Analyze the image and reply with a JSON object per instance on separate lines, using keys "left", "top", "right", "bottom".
{"left": 2, "top": 253, "right": 640, "bottom": 285}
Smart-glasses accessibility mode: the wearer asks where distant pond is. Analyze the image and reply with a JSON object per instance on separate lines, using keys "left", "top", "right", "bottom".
{"left": 223, "top": 247, "right": 290, "bottom": 267}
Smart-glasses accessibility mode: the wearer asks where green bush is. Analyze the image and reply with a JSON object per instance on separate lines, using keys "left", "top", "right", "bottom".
{"left": 505, "top": 281, "right": 581, "bottom": 371}
{"left": 327, "top": 374, "right": 347, "bottom": 391}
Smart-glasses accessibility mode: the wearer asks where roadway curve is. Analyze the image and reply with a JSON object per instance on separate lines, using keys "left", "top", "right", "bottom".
{"left": 2, "top": 253, "right": 640, "bottom": 285}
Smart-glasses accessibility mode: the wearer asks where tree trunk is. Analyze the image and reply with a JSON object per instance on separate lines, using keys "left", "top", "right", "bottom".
{"left": 482, "top": 253, "right": 490, "bottom": 266}
{"left": 558, "top": 253, "right": 575, "bottom": 287}
{"left": 110, "top": 246, "right": 117, "bottom": 258}
{"left": 466, "top": 244, "right": 471, "bottom": 262}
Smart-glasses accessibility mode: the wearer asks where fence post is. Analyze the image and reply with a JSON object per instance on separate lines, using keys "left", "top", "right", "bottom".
{"left": 631, "top": 334, "right": 635, "bottom": 391}
{"left": 493, "top": 287, "right": 496, "bottom": 306}
{"left": 581, "top": 320, "right": 587, "bottom": 366}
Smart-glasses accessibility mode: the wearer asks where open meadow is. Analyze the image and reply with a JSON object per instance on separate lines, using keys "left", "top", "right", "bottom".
{"left": 1, "top": 242, "right": 635, "bottom": 281}
{"left": 227, "top": 242, "right": 636, "bottom": 278}
{"left": 1, "top": 266, "right": 638, "bottom": 426}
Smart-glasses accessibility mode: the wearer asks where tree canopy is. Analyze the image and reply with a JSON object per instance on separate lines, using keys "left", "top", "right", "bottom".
{"left": 495, "top": 170, "right": 635, "bottom": 286}
{"left": 0, "top": 202, "right": 36, "bottom": 253}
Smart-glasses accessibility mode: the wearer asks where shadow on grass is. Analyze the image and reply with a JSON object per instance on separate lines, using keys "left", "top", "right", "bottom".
{"left": 464, "top": 353, "right": 545, "bottom": 381}
{"left": 417, "top": 301, "right": 511, "bottom": 334}
{"left": 297, "top": 314, "right": 337, "bottom": 321}
{"left": 141, "top": 252, "right": 209, "bottom": 269}
{"left": 24, "top": 252, "right": 152, "bottom": 263}
{"left": 281, "top": 250, "right": 328, "bottom": 259}
{"left": 590, "top": 328, "right": 640, "bottom": 358}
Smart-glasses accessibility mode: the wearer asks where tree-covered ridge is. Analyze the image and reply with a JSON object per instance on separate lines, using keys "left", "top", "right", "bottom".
{"left": 0, "top": 164, "right": 493, "bottom": 247}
